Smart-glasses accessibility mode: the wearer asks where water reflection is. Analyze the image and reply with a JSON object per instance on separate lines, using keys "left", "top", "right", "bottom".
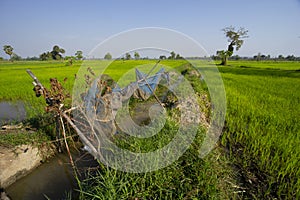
{"left": 0, "top": 101, "right": 26, "bottom": 125}
{"left": 6, "top": 150, "right": 98, "bottom": 200}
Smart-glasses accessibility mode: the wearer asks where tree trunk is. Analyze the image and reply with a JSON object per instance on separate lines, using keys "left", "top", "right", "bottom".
{"left": 221, "top": 55, "right": 228, "bottom": 65}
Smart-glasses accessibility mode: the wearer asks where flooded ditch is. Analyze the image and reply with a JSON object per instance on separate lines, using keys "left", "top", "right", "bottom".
{"left": 5, "top": 150, "right": 98, "bottom": 200}
{"left": 0, "top": 101, "right": 26, "bottom": 126}
{"left": 0, "top": 99, "right": 99, "bottom": 200}
{"left": 0, "top": 99, "right": 164, "bottom": 199}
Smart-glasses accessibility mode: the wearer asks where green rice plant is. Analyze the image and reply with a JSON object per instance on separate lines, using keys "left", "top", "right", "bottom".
{"left": 219, "top": 61, "right": 300, "bottom": 199}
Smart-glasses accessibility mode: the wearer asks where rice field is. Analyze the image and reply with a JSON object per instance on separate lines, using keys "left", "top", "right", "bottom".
{"left": 218, "top": 61, "right": 300, "bottom": 199}
{"left": 0, "top": 60, "right": 80, "bottom": 118}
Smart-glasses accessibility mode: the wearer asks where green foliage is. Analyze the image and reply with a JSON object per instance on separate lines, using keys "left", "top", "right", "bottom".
{"left": 11, "top": 53, "right": 22, "bottom": 61}
{"left": 176, "top": 53, "right": 183, "bottom": 59}
{"left": 39, "top": 51, "right": 52, "bottom": 61}
{"left": 25, "top": 56, "right": 40, "bottom": 61}
{"left": 3, "top": 45, "right": 14, "bottom": 60}
{"left": 134, "top": 51, "right": 140, "bottom": 60}
{"left": 0, "top": 130, "right": 51, "bottom": 147}
{"left": 39, "top": 45, "right": 65, "bottom": 61}
{"left": 64, "top": 56, "right": 75, "bottom": 66}
{"left": 75, "top": 50, "right": 83, "bottom": 60}
{"left": 159, "top": 55, "right": 167, "bottom": 60}
{"left": 216, "top": 50, "right": 230, "bottom": 65}
{"left": 125, "top": 52, "right": 131, "bottom": 60}
{"left": 222, "top": 26, "right": 249, "bottom": 51}
{"left": 168, "top": 51, "right": 176, "bottom": 59}
{"left": 51, "top": 45, "right": 65, "bottom": 60}
{"left": 104, "top": 52, "right": 112, "bottom": 60}
{"left": 166, "top": 51, "right": 183, "bottom": 60}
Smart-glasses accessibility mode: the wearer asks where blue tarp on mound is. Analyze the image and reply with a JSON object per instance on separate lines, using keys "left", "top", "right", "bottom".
{"left": 134, "top": 68, "right": 168, "bottom": 100}
{"left": 85, "top": 68, "right": 168, "bottom": 119}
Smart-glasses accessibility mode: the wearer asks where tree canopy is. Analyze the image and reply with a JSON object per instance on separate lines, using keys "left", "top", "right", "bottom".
{"left": 217, "top": 26, "right": 249, "bottom": 65}
{"left": 51, "top": 45, "right": 65, "bottom": 60}
{"left": 125, "top": 53, "right": 131, "bottom": 60}
{"left": 167, "top": 51, "right": 182, "bottom": 59}
{"left": 134, "top": 52, "right": 140, "bottom": 60}
{"left": 168, "top": 51, "right": 176, "bottom": 59}
{"left": 104, "top": 52, "right": 112, "bottom": 60}
{"left": 39, "top": 52, "right": 51, "bottom": 61}
{"left": 39, "top": 45, "right": 65, "bottom": 60}
{"left": 3, "top": 45, "right": 14, "bottom": 60}
{"left": 75, "top": 50, "right": 83, "bottom": 60}
{"left": 159, "top": 55, "right": 167, "bottom": 60}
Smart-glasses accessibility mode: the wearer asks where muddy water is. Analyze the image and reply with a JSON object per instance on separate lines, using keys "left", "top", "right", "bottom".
{"left": 0, "top": 101, "right": 26, "bottom": 125}
{"left": 6, "top": 150, "right": 98, "bottom": 200}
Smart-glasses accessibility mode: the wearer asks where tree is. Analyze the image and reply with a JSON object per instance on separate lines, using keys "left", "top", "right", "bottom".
{"left": 25, "top": 56, "right": 39, "bottom": 61}
{"left": 125, "top": 53, "right": 131, "bottom": 60}
{"left": 286, "top": 55, "right": 296, "bottom": 61}
{"left": 40, "top": 51, "right": 52, "bottom": 61}
{"left": 176, "top": 53, "right": 183, "bottom": 59}
{"left": 218, "top": 26, "right": 249, "bottom": 65}
{"left": 64, "top": 56, "right": 75, "bottom": 66}
{"left": 51, "top": 45, "right": 65, "bottom": 60}
{"left": 104, "top": 52, "right": 112, "bottom": 60}
{"left": 11, "top": 53, "right": 22, "bottom": 61}
{"left": 134, "top": 52, "right": 140, "bottom": 60}
{"left": 254, "top": 52, "right": 262, "bottom": 61}
{"left": 278, "top": 55, "right": 284, "bottom": 60}
{"left": 39, "top": 52, "right": 47, "bottom": 61}
{"left": 216, "top": 50, "right": 227, "bottom": 63}
{"left": 159, "top": 55, "right": 167, "bottom": 60}
{"left": 75, "top": 50, "right": 83, "bottom": 60}
{"left": 3, "top": 45, "right": 14, "bottom": 60}
{"left": 168, "top": 51, "right": 176, "bottom": 59}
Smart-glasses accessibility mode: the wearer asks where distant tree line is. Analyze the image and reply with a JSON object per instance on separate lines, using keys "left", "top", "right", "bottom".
{"left": 211, "top": 54, "right": 300, "bottom": 61}
{"left": 1, "top": 45, "right": 84, "bottom": 62}
{"left": 2, "top": 44, "right": 300, "bottom": 62}
{"left": 159, "top": 51, "right": 183, "bottom": 60}
{"left": 101, "top": 51, "right": 184, "bottom": 61}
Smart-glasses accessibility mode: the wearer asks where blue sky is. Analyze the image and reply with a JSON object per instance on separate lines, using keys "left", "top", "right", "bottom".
{"left": 1, "top": 0, "right": 300, "bottom": 58}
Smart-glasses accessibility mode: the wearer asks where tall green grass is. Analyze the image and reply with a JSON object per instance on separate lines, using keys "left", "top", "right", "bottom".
{"left": 219, "top": 61, "right": 300, "bottom": 199}
{"left": 78, "top": 123, "right": 225, "bottom": 199}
